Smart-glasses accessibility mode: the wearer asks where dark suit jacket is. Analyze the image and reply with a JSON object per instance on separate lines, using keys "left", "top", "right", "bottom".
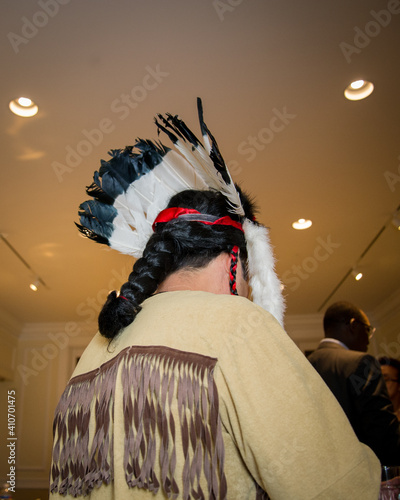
{"left": 308, "top": 341, "right": 400, "bottom": 465}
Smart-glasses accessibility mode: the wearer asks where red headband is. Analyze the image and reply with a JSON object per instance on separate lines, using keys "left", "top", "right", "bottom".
{"left": 152, "top": 207, "right": 244, "bottom": 232}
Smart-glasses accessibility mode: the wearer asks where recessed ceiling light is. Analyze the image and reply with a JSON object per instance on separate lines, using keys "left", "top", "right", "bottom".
{"left": 17, "top": 149, "right": 45, "bottom": 161}
{"left": 9, "top": 97, "right": 38, "bottom": 117}
{"left": 292, "top": 218, "right": 312, "bottom": 230}
{"left": 351, "top": 80, "right": 365, "bottom": 90}
{"left": 344, "top": 80, "right": 374, "bottom": 101}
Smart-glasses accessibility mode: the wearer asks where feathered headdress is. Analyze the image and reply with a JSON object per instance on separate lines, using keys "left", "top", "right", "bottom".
{"left": 76, "top": 99, "right": 285, "bottom": 326}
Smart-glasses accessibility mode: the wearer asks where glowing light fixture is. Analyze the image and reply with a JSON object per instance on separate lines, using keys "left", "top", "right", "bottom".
{"left": 292, "top": 218, "right": 312, "bottom": 230}
{"left": 350, "top": 80, "right": 364, "bottom": 89}
{"left": 392, "top": 213, "right": 400, "bottom": 230}
{"left": 9, "top": 97, "right": 39, "bottom": 117}
{"left": 29, "top": 279, "right": 40, "bottom": 292}
{"left": 352, "top": 269, "right": 363, "bottom": 281}
{"left": 0, "top": 234, "right": 47, "bottom": 291}
{"left": 344, "top": 80, "right": 374, "bottom": 101}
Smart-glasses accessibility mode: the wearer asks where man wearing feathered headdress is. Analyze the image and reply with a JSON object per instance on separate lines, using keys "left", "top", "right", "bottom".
{"left": 49, "top": 100, "right": 380, "bottom": 499}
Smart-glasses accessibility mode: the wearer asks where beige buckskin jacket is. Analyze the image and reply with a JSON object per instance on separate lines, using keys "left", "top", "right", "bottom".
{"left": 50, "top": 291, "right": 380, "bottom": 500}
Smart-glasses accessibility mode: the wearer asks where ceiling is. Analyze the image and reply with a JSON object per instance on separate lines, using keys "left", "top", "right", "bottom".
{"left": 1, "top": 0, "right": 399, "bottom": 329}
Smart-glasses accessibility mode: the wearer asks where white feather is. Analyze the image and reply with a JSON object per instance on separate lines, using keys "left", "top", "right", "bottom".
{"left": 107, "top": 149, "right": 210, "bottom": 257}
{"left": 201, "top": 132, "right": 212, "bottom": 154}
{"left": 171, "top": 136, "right": 244, "bottom": 216}
{"left": 244, "top": 219, "right": 285, "bottom": 326}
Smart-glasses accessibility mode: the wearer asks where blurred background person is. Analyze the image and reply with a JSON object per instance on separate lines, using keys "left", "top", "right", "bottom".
{"left": 379, "top": 357, "right": 400, "bottom": 421}
{"left": 308, "top": 301, "right": 400, "bottom": 466}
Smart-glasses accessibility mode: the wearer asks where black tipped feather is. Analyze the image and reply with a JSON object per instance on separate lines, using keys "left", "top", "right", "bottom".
{"left": 155, "top": 117, "right": 179, "bottom": 144}
{"left": 75, "top": 223, "right": 110, "bottom": 245}
{"left": 197, "top": 98, "right": 207, "bottom": 138}
{"left": 86, "top": 173, "right": 114, "bottom": 205}
{"left": 78, "top": 200, "right": 118, "bottom": 223}
{"left": 165, "top": 113, "right": 202, "bottom": 147}
{"left": 77, "top": 139, "right": 172, "bottom": 248}
{"left": 91, "top": 141, "right": 171, "bottom": 202}
{"left": 197, "top": 98, "right": 231, "bottom": 185}
{"left": 156, "top": 113, "right": 202, "bottom": 149}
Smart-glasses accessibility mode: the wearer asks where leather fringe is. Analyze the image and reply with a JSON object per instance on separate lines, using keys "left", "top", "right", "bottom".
{"left": 50, "top": 346, "right": 228, "bottom": 499}
{"left": 51, "top": 356, "right": 118, "bottom": 496}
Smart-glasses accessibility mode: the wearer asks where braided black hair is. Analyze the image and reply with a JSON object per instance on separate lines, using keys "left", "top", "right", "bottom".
{"left": 98, "top": 189, "right": 256, "bottom": 339}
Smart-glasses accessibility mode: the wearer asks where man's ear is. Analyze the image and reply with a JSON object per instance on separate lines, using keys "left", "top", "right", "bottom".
{"left": 220, "top": 251, "right": 232, "bottom": 274}
{"left": 347, "top": 318, "right": 359, "bottom": 346}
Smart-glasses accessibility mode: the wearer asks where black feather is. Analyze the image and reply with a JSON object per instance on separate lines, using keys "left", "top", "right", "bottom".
{"left": 76, "top": 200, "right": 118, "bottom": 246}
{"left": 86, "top": 174, "right": 114, "bottom": 205}
{"left": 197, "top": 98, "right": 231, "bottom": 185}
{"left": 77, "top": 212, "right": 114, "bottom": 240}
{"left": 197, "top": 98, "right": 207, "bottom": 139}
{"left": 134, "top": 139, "right": 171, "bottom": 171}
{"left": 156, "top": 112, "right": 201, "bottom": 149}
{"left": 95, "top": 141, "right": 170, "bottom": 201}
{"left": 165, "top": 113, "right": 202, "bottom": 147}
{"left": 155, "top": 116, "right": 179, "bottom": 144}
{"left": 78, "top": 139, "right": 172, "bottom": 247}
{"left": 75, "top": 223, "right": 110, "bottom": 245}
{"left": 78, "top": 200, "right": 118, "bottom": 223}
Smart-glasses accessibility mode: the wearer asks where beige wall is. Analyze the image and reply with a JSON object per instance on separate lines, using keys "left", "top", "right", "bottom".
{"left": 0, "top": 320, "right": 95, "bottom": 489}
{"left": 0, "top": 312, "right": 20, "bottom": 488}
{"left": 369, "top": 288, "right": 400, "bottom": 360}
{"left": 1, "top": 288, "right": 399, "bottom": 489}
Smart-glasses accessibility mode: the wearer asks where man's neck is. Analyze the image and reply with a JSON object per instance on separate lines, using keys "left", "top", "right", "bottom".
{"left": 157, "top": 254, "right": 230, "bottom": 295}
{"left": 321, "top": 338, "right": 349, "bottom": 350}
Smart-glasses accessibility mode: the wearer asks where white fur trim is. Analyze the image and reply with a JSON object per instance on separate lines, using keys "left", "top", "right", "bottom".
{"left": 244, "top": 220, "right": 285, "bottom": 326}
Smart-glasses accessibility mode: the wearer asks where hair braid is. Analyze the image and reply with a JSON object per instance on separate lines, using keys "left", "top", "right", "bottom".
{"left": 229, "top": 245, "right": 239, "bottom": 295}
